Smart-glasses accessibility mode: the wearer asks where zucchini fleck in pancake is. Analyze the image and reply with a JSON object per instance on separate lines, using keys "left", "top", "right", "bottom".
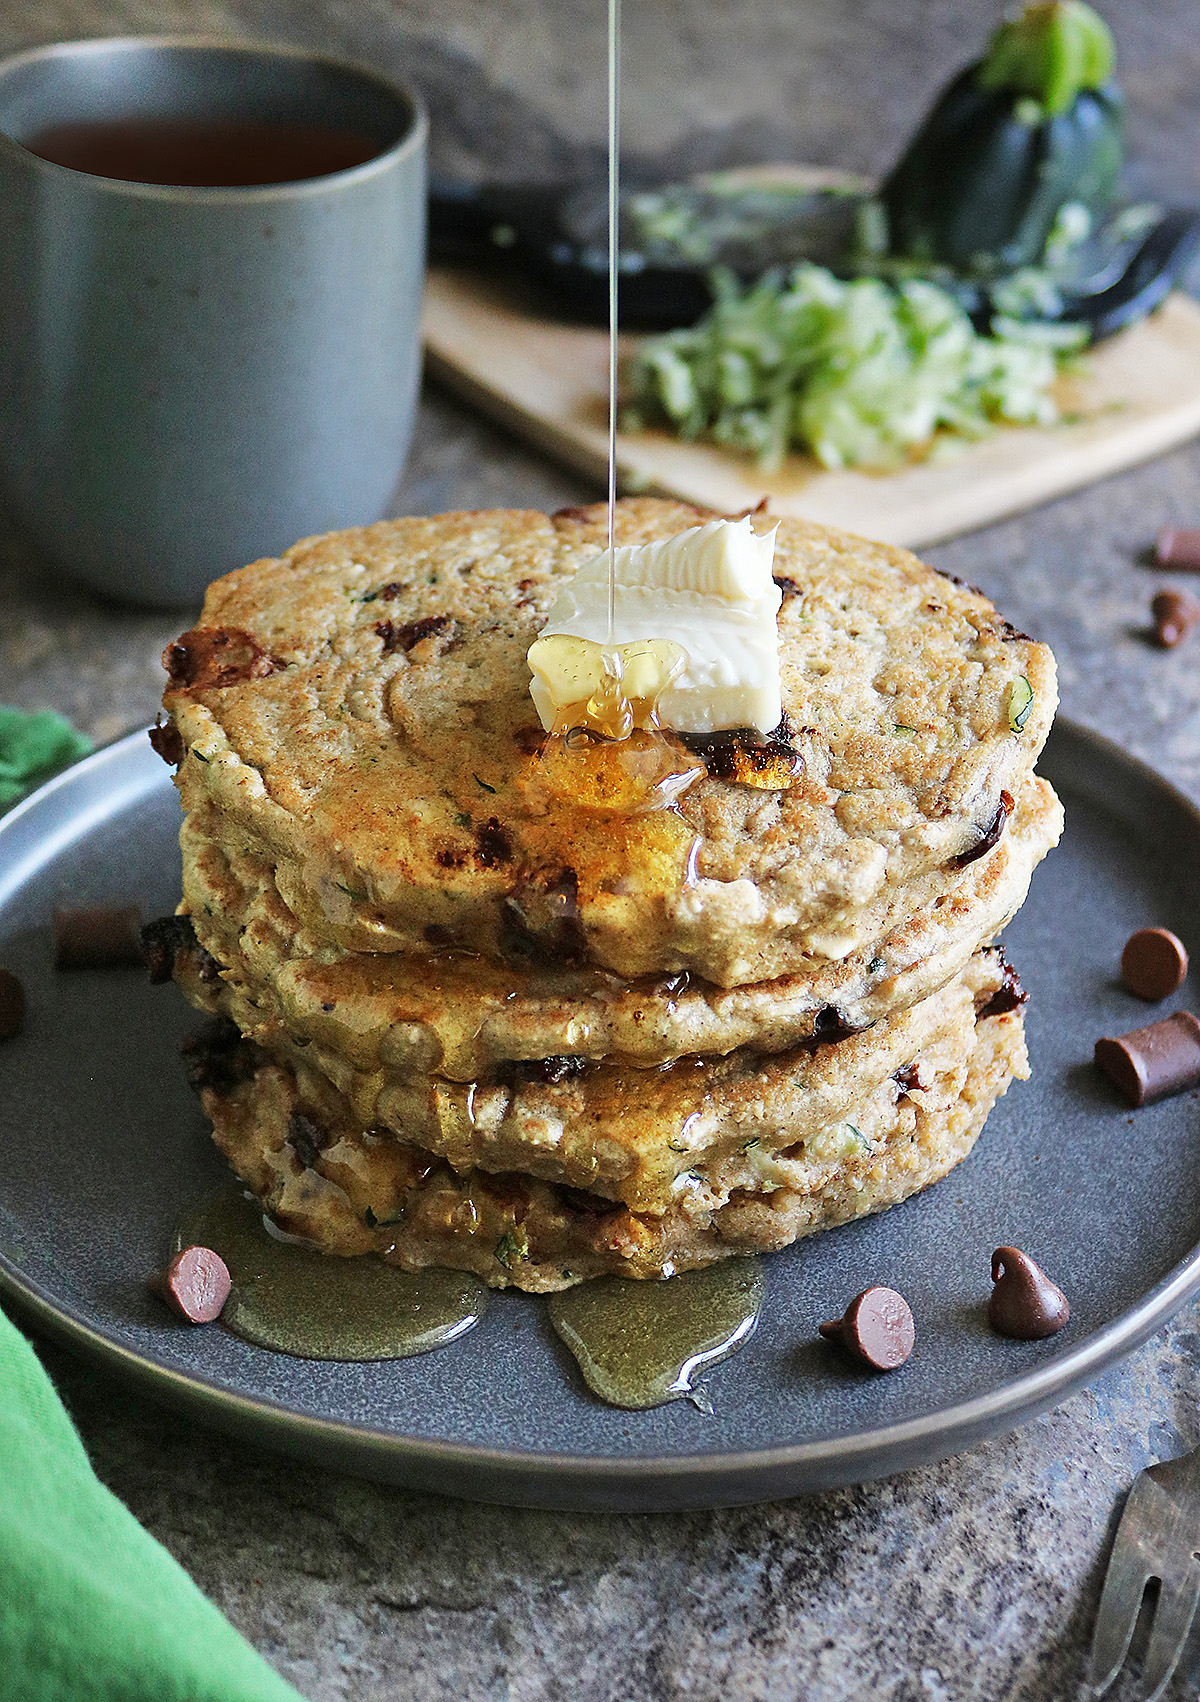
{"left": 160, "top": 497, "right": 1058, "bottom": 987}
{"left": 191, "top": 951, "right": 1027, "bottom": 1290}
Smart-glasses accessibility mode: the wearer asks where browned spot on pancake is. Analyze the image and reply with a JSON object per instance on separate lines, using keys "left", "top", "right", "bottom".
{"left": 436, "top": 845, "right": 467, "bottom": 871}
{"left": 375, "top": 614, "right": 456, "bottom": 656}
{"left": 164, "top": 627, "right": 278, "bottom": 691}
{"left": 773, "top": 575, "right": 801, "bottom": 599}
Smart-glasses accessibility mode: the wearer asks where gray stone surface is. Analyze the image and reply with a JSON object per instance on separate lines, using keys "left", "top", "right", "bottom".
{"left": 5, "top": 0, "right": 1200, "bottom": 1695}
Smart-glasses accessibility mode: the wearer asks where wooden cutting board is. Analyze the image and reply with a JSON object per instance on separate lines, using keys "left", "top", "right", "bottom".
{"left": 423, "top": 265, "right": 1200, "bottom": 548}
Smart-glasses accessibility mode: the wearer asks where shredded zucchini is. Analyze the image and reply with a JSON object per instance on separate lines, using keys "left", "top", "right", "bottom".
{"left": 623, "top": 263, "right": 1084, "bottom": 472}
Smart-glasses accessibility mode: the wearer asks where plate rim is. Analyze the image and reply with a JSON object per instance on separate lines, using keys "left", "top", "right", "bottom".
{"left": 2, "top": 720, "right": 1198, "bottom": 1510}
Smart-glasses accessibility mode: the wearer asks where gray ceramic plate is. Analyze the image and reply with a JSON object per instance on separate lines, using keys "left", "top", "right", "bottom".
{"left": 1, "top": 723, "right": 1198, "bottom": 1512}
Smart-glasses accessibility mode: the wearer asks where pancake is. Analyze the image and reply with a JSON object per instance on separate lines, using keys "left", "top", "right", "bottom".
{"left": 178, "top": 774, "right": 1059, "bottom": 1078}
{"left": 160, "top": 497, "right": 1057, "bottom": 987}
{"left": 194, "top": 982, "right": 1026, "bottom": 1290}
{"left": 174, "top": 940, "right": 1021, "bottom": 1218}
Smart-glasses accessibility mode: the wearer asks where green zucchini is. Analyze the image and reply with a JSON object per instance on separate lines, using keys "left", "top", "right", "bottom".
{"left": 880, "top": 1, "right": 1123, "bottom": 275}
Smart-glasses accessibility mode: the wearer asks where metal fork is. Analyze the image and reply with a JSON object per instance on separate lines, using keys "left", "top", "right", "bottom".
{"left": 1088, "top": 1447, "right": 1200, "bottom": 1700}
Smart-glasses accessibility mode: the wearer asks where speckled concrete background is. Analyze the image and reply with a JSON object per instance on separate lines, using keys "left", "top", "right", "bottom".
{"left": 5, "top": 2, "right": 1200, "bottom": 1697}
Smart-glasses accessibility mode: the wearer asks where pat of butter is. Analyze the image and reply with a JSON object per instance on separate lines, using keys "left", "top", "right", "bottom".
{"left": 529, "top": 516, "right": 782, "bottom": 735}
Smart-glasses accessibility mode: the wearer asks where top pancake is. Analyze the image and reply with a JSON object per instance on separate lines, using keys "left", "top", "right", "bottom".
{"left": 163, "top": 498, "right": 1057, "bottom": 987}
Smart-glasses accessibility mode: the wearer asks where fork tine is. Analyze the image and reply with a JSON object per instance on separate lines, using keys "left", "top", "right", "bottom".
{"left": 1138, "top": 1569, "right": 1200, "bottom": 1702}
{"left": 1087, "top": 1480, "right": 1160, "bottom": 1696}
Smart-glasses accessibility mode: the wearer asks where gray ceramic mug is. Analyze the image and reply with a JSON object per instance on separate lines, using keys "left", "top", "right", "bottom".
{"left": 0, "top": 37, "right": 426, "bottom": 607}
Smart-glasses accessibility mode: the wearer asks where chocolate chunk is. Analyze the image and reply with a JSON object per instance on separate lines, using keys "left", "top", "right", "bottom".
{"left": 0, "top": 969, "right": 25, "bottom": 1041}
{"left": 894, "top": 1060, "right": 932, "bottom": 1095}
{"left": 164, "top": 626, "right": 277, "bottom": 690}
{"left": 1156, "top": 527, "right": 1200, "bottom": 572}
{"left": 976, "top": 947, "right": 1028, "bottom": 1020}
{"left": 559, "top": 1184, "right": 623, "bottom": 1215}
{"left": 287, "top": 1110, "right": 327, "bottom": 1170}
{"left": 148, "top": 1245, "right": 231, "bottom": 1324}
{"left": 513, "top": 724, "right": 547, "bottom": 756}
{"left": 1121, "top": 927, "right": 1189, "bottom": 1001}
{"left": 987, "top": 1246, "right": 1069, "bottom": 1339}
{"left": 810, "top": 1004, "right": 860, "bottom": 1047}
{"left": 141, "top": 914, "right": 198, "bottom": 984}
{"left": 474, "top": 817, "right": 513, "bottom": 868}
{"left": 147, "top": 716, "right": 184, "bottom": 767}
{"left": 680, "top": 722, "right": 803, "bottom": 790}
{"left": 181, "top": 1018, "right": 264, "bottom": 1094}
{"left": 1094, "top": 1010, "right": 1200, "bottom": 1106}
{"left": 501, "top": 869, "right": 587, "bottom": 967}
{"left": 500, "top": 1055, "right": 588, "bottom": 1086}
{"left": 819, "top": 1286, "right": 915, "bottom": 1370}
{"left": 954, "top": 790, "right": 1013, "bottom": 867}
{"left": 1151, "top": 589, "right": 1200, "bottom": 649}
{"left": 374, "top": 614, "right": 454, "bottom": 655}
{"left": 54, "top": 905, "right": 143, "bottom": 969}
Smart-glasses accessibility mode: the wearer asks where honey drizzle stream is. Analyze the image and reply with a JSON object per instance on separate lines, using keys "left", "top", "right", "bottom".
{"left": 606, "top": 0, "right": 621, "bottom": 631}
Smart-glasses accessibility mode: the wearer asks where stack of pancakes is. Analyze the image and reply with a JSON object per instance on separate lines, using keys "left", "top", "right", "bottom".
{"left": 155, "top": 498, "right": 1062, "bottom": 1290}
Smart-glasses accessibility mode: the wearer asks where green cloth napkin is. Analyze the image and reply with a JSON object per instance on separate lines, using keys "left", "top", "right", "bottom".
{"left": 0, "top": 707, "right": 92, "bottom": 807}
{"left": 0, "top": 1306, "right": 305, "bottom": 1702}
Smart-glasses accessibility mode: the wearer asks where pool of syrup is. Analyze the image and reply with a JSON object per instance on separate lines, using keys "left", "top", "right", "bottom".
{"left": 171, "top": 1189, "right": 763, "bottom": 1406}
{"left": 175, "top": 1187, "right": 488, "bottom": 1362}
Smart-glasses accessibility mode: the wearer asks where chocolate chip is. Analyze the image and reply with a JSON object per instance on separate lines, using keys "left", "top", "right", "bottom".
{"left": 954, "top": 790, "right": 1013, "bottom": 867}
{"left": 975, "top": 947, "right": 1029, "bottom": 1020}
{"left": 147, "top": 716, "right": 184, "bottom": 766}
{"left": 0, "top": 969, "right": 25, "bottom": 1041}
{"left": 54, "top": 905, "right": 143, "bottom": 969}
{"left": 1152, "top": 589, "right": 1200, "bottom": 648}
{"left": 680, "top": 722, "right": 804, "bottom": 790}
{"left": 1094, "top": 1010, "right": 1200, "bottom": 1106}
{"left": 894, "top": 1060, "right": 932, "bottom": 1095}
{"left": 180, "top": 1018, "right": 263, "bottom": 1094}
{"left": 374, "top": 614, "right": 454, "bottom": 655}
{"left": 141, "top": 914, "right": 197, "bottom": 983}
{"left": 987, "top": 1246, "right": 1069, "bottom": 1339}
{"left": 810, "top": 1005, "right": 859, "bottom": 1047}
{"left": 287, "top": 1110, "right": 327, "bottom": 1170}
{"left": 474, "top": 817, "right": 513, "bottom": 868}
{"left": 499, "top": 1055, "right": 588, "bottom": 1086}
{"left": 164, "top": 626, "right": 278, "bottom": 690}
{"left": 1156, "top": 527, "right": 1200, "bottom": 572}
{"left": 148, "top": 1245, "right": 231, "bottom": 1324}
{"left": 819, "top": 1286, "right": 915, "bottom": 1370}
{"left": 1121, "top": 927, "right": 1189, "bottom": 1001}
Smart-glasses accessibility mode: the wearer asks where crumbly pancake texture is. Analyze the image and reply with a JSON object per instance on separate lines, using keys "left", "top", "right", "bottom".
{"left": 180, "top": 776, "right": 1059, "bottom": 1077}
{"left": 162, "top": 498, "right": 1058, "bottom": 986}
{"left": 176, "top": 940, "right": 1022, "bottom": 1219}
{"left": 196, "top": 986, "right": 1026, "bottom": 1290}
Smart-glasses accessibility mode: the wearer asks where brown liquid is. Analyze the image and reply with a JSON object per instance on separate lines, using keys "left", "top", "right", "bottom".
{"left": 174, "top": 1186, "right": 489, "bottom": 1361}
{"left": 548, "top": 1259, "right": 764, "bottom": 1410}
{"left": 24, "top": 117, "right": 381, "bottom": 186}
